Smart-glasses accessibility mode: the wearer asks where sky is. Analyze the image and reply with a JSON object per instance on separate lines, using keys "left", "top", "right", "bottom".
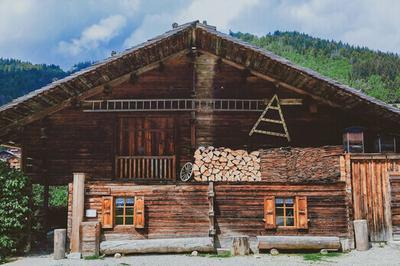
{"left": 1, "top": 0, "right": 400, "bottom": 70}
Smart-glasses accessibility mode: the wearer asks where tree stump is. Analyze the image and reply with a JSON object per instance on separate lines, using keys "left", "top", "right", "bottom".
{"left": 354, "top": 219, "right": 369, "bottom": 251}
{"left": 230, "top": 236, "right": 250, "bottom": 256}
{"left": 54, "top": 229, "right": 66, "bottom": 260}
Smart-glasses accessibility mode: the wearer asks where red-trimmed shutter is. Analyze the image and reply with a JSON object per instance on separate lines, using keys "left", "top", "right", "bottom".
{"left": 134, "top": 196, "right": 145, "bottom": 228}
{"left": 264, "top": 196, "right": 276, "bottom": 229}
{"left": 102, "top": 196, "right": 114, "bottom": 228}
{"left": 296, "top": 196, "right": 308, "bottom": 229}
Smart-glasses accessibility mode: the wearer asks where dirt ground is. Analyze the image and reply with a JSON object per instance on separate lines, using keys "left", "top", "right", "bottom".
{"left": 5, "top": 245, "right": 400, "bottom": 266}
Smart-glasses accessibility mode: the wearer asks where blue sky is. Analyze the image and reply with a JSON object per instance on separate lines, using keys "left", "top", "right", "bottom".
{"left": 1, "top": 0, "right": 399, "bottom": 70}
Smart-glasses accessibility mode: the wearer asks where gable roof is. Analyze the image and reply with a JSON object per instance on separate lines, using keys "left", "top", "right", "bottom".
{"left": 1, "top": 20, "right": 400, "bottom": 140}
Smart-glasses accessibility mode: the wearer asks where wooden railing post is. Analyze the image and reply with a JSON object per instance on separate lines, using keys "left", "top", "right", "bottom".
{"left": 115, "top": 156, "right": 176, "bottom": 180}
{"left": 70, "top": 172, "right": 86, "bottom": 254}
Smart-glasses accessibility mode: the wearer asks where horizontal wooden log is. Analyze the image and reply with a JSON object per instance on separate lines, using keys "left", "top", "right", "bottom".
{"left": 257, "top": 236, "right": 340, "bottom": 250}
{"left": 100, "top": 237, "right": 214, "bottom": 254}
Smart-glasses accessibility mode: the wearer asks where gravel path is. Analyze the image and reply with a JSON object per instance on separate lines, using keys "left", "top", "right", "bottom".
{"left": 5, "top": 245, "right": 400, "bottom": 266}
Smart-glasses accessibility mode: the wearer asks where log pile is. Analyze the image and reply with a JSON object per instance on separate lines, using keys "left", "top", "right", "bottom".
{"left": 193, "top": 146, "right": 261, "bottom": 182}
{"left": 260, "top": 146, "right": 343, "bottom": 183}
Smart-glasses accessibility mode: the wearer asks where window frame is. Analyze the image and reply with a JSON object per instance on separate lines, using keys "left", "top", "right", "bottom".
{"left": 275, "top": 197, "right": 296, "bottom": 228}
{"left": 114, "top": 196, "right": 135, "bottom": 226}
{"left": 264, "top": 195, "right": 308, "bottom": 230}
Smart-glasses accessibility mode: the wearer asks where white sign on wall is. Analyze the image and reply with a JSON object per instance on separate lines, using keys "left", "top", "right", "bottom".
{"left": 85, "top": 209, "right": 97, "bottom": 218}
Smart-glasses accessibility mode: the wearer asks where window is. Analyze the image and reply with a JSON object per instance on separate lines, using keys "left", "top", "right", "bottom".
{"left": 343, "top": 127, "right": 364, "bottom": 153}
{"left": 374, "top": 134, "right": 397, "bottom": 153}
{"left": 102, "top": 196, "right": 145, "bottom": 228}
{"left": 264, "top": 196, "right": 308, "bottom": 229}
{"left": 115, "top": 197, "right": 134, "bottom": 225}
{"left": 275, "top": 197, "right": 295, "bottom": 227}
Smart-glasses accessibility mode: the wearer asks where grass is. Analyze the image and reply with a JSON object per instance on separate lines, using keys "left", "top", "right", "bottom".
{"left": 83, "top": 254, "right": 105, "bottom": 260}
{"left": 194, "top": 252, "right": 232, "bottom": 258}
{"left": 302, "top": 252, "right": 341, "bottom": 262}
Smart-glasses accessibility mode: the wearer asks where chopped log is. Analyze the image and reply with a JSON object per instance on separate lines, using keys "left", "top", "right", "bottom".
{"left": 354, "top": 220, "right": 369, "bottom": 251}
{"left": 100, "top": 237, "right": 214, "bottom": 255}
{"left": 257, "top": 236, "right": 340, "bottom": 251}
{"left": 231, "top": 236, "right": 250, "bottom": 256}
{"left": 53, "top": 229, "right": 66, "bottom": 260}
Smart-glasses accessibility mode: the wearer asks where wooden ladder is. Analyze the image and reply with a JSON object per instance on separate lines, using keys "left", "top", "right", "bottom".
{"left": 249, "top": 94, "right": 291, "bottom": 141}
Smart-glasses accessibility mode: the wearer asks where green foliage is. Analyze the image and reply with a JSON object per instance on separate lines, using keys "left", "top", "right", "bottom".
{"left": 302, "top": 252, "right": 341, "bottom": 262}
{"left": 231, "top": 31, "right": 400, "bottom": 103}
{"left": 49, "top": 186, "right": 68, "bottom": 207}
{"left": 84, "top": 254, "right": 105, "bottom": 260}
{"left": 0, "top": 59, "right": 93, "bottom": 106}
{"left": 32, "top": 184, "right": 68, "bottom": 207}
{"left": 0, "top": 161, "right": 30, "bottom": 262}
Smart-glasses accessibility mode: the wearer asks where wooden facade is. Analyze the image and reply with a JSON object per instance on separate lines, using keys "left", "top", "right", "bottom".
{"left": 1, "top": 21, "right": 400, "bottom": 253}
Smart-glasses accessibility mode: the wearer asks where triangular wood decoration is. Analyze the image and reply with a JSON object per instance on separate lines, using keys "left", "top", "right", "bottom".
{"left": 249, "top": 94, "right": 291, "bottom": 141}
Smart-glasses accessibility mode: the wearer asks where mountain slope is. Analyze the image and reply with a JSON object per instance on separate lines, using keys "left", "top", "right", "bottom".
{"left": 230, "top": 31, "right": 400, "bottom": 103}
{"left": 0, "top": 59, "right": 92, "bottom": 106}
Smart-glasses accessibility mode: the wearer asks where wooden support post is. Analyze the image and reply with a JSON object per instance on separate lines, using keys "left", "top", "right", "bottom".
{"left": 343, "top": 153, "right": 355, "bottom": 249}
{"left": 231, "top": 236, "right": 250, "bottom": 256}
{"left": 70, "top": 173, "right": 86, "bottom": 253}
{"left": 354, "top": 220, "right": 369, "bottom": 251}
{"left": 208, "top": 182, "right": 216, "bottom": 236}
{"left": 54, "top": 229, "right": 66, "bottom": 260}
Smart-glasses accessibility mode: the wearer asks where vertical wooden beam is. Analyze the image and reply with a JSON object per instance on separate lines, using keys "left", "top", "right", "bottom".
{"left": 344, "top": 153, "right": 355, "bottom": 248}
{"left": 70, "top": 173, "right": 86, "bottom": 253}
{"left": 383, "top": 161, "right": 393, "bottom": 241}
{"left": 208, "top": 182, "right": 215, "bottom": 236}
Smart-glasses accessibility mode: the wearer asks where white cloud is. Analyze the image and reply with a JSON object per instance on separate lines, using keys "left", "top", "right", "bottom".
{"left": 1, "top": 0, "right": 400, "bottom": 69}
{"left": 175, "top": 0, "right": 260, "bottom": 31}
{"left": 58, "top": 15, "right": 127, "bottom": 56}
{"left": 123, "top": 0, "right": 260, "bottom": 48}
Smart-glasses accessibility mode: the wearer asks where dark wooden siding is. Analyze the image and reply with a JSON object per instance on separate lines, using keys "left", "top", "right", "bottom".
{"left": 213, "top": 183, "right": 348, "bottom": 238}
{"left": 390, "top": 175, "right": 400, "bottom": 237}
{"left": 67, "top": 182, "right": 349, "bottom": 240}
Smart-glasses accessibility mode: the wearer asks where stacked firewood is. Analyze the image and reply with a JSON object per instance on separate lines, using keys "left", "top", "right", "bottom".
{"left": 193, "top": 146, "right": 261, "bottom": 182}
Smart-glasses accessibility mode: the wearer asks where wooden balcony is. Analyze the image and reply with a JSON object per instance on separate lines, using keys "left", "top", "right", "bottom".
{"left": 115, "top": 155, "right": 176, "bottom": 180}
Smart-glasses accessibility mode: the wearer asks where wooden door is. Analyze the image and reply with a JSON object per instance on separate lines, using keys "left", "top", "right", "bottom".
{"left": 351, "top": 159, "right": 393, "bottom": 241}
{"left": 118, "top": 117, "right": 175, "bottom": 156}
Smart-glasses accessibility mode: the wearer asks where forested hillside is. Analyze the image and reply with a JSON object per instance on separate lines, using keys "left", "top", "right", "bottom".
{"left": 1, "top": 32, "right": 400, "bottom": 106}
{"left": 0, "top": 59, "right": 92, "bottom": 105}
{"left": 231, "top": 31, "right": 400, "bottom": 103}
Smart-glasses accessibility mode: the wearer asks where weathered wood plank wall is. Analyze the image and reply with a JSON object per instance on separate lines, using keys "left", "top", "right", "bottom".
{"left": 390, "top": 174, "right": 400, "bottom": 238}
{"left": 67, "top": 182, "right": 349, "bottom": 241}
{"left": 213, "top": 183, "right": 348, "bottom": 238}
{"left": 68, "top": 183, "right": 210, "bottom": 241}
{"left": 350, "top": 156, "right": 400, "bottom": 241}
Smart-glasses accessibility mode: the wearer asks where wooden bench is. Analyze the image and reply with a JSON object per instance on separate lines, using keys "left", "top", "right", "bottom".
{"left": 100, "top": 237, "right": 214, "bottom": 255}
{"left": 257, "top": 236, "right": 341, "bottom": 254}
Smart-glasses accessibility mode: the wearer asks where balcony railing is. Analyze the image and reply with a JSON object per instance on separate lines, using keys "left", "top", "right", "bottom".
{"left": 115, "top": 155, "right": 176, "bottom": 180}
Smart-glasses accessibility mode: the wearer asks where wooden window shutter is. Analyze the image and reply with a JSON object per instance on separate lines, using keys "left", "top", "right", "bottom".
{"left": 134, "top": 196, "right": 145, "bottom": 228}
{"left": 102, "top": 196, "right": 114, "bottom": 229}
{"left": 264, "top": 196, "right": 276, "bottom": 229}
{"left": 296, "top": 196, "right": 308, "bottom": 229}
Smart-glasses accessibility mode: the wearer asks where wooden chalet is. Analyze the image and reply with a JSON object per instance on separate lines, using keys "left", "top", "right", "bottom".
{"left": 1, "top": 21, "right": 400, "bottom": 255}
